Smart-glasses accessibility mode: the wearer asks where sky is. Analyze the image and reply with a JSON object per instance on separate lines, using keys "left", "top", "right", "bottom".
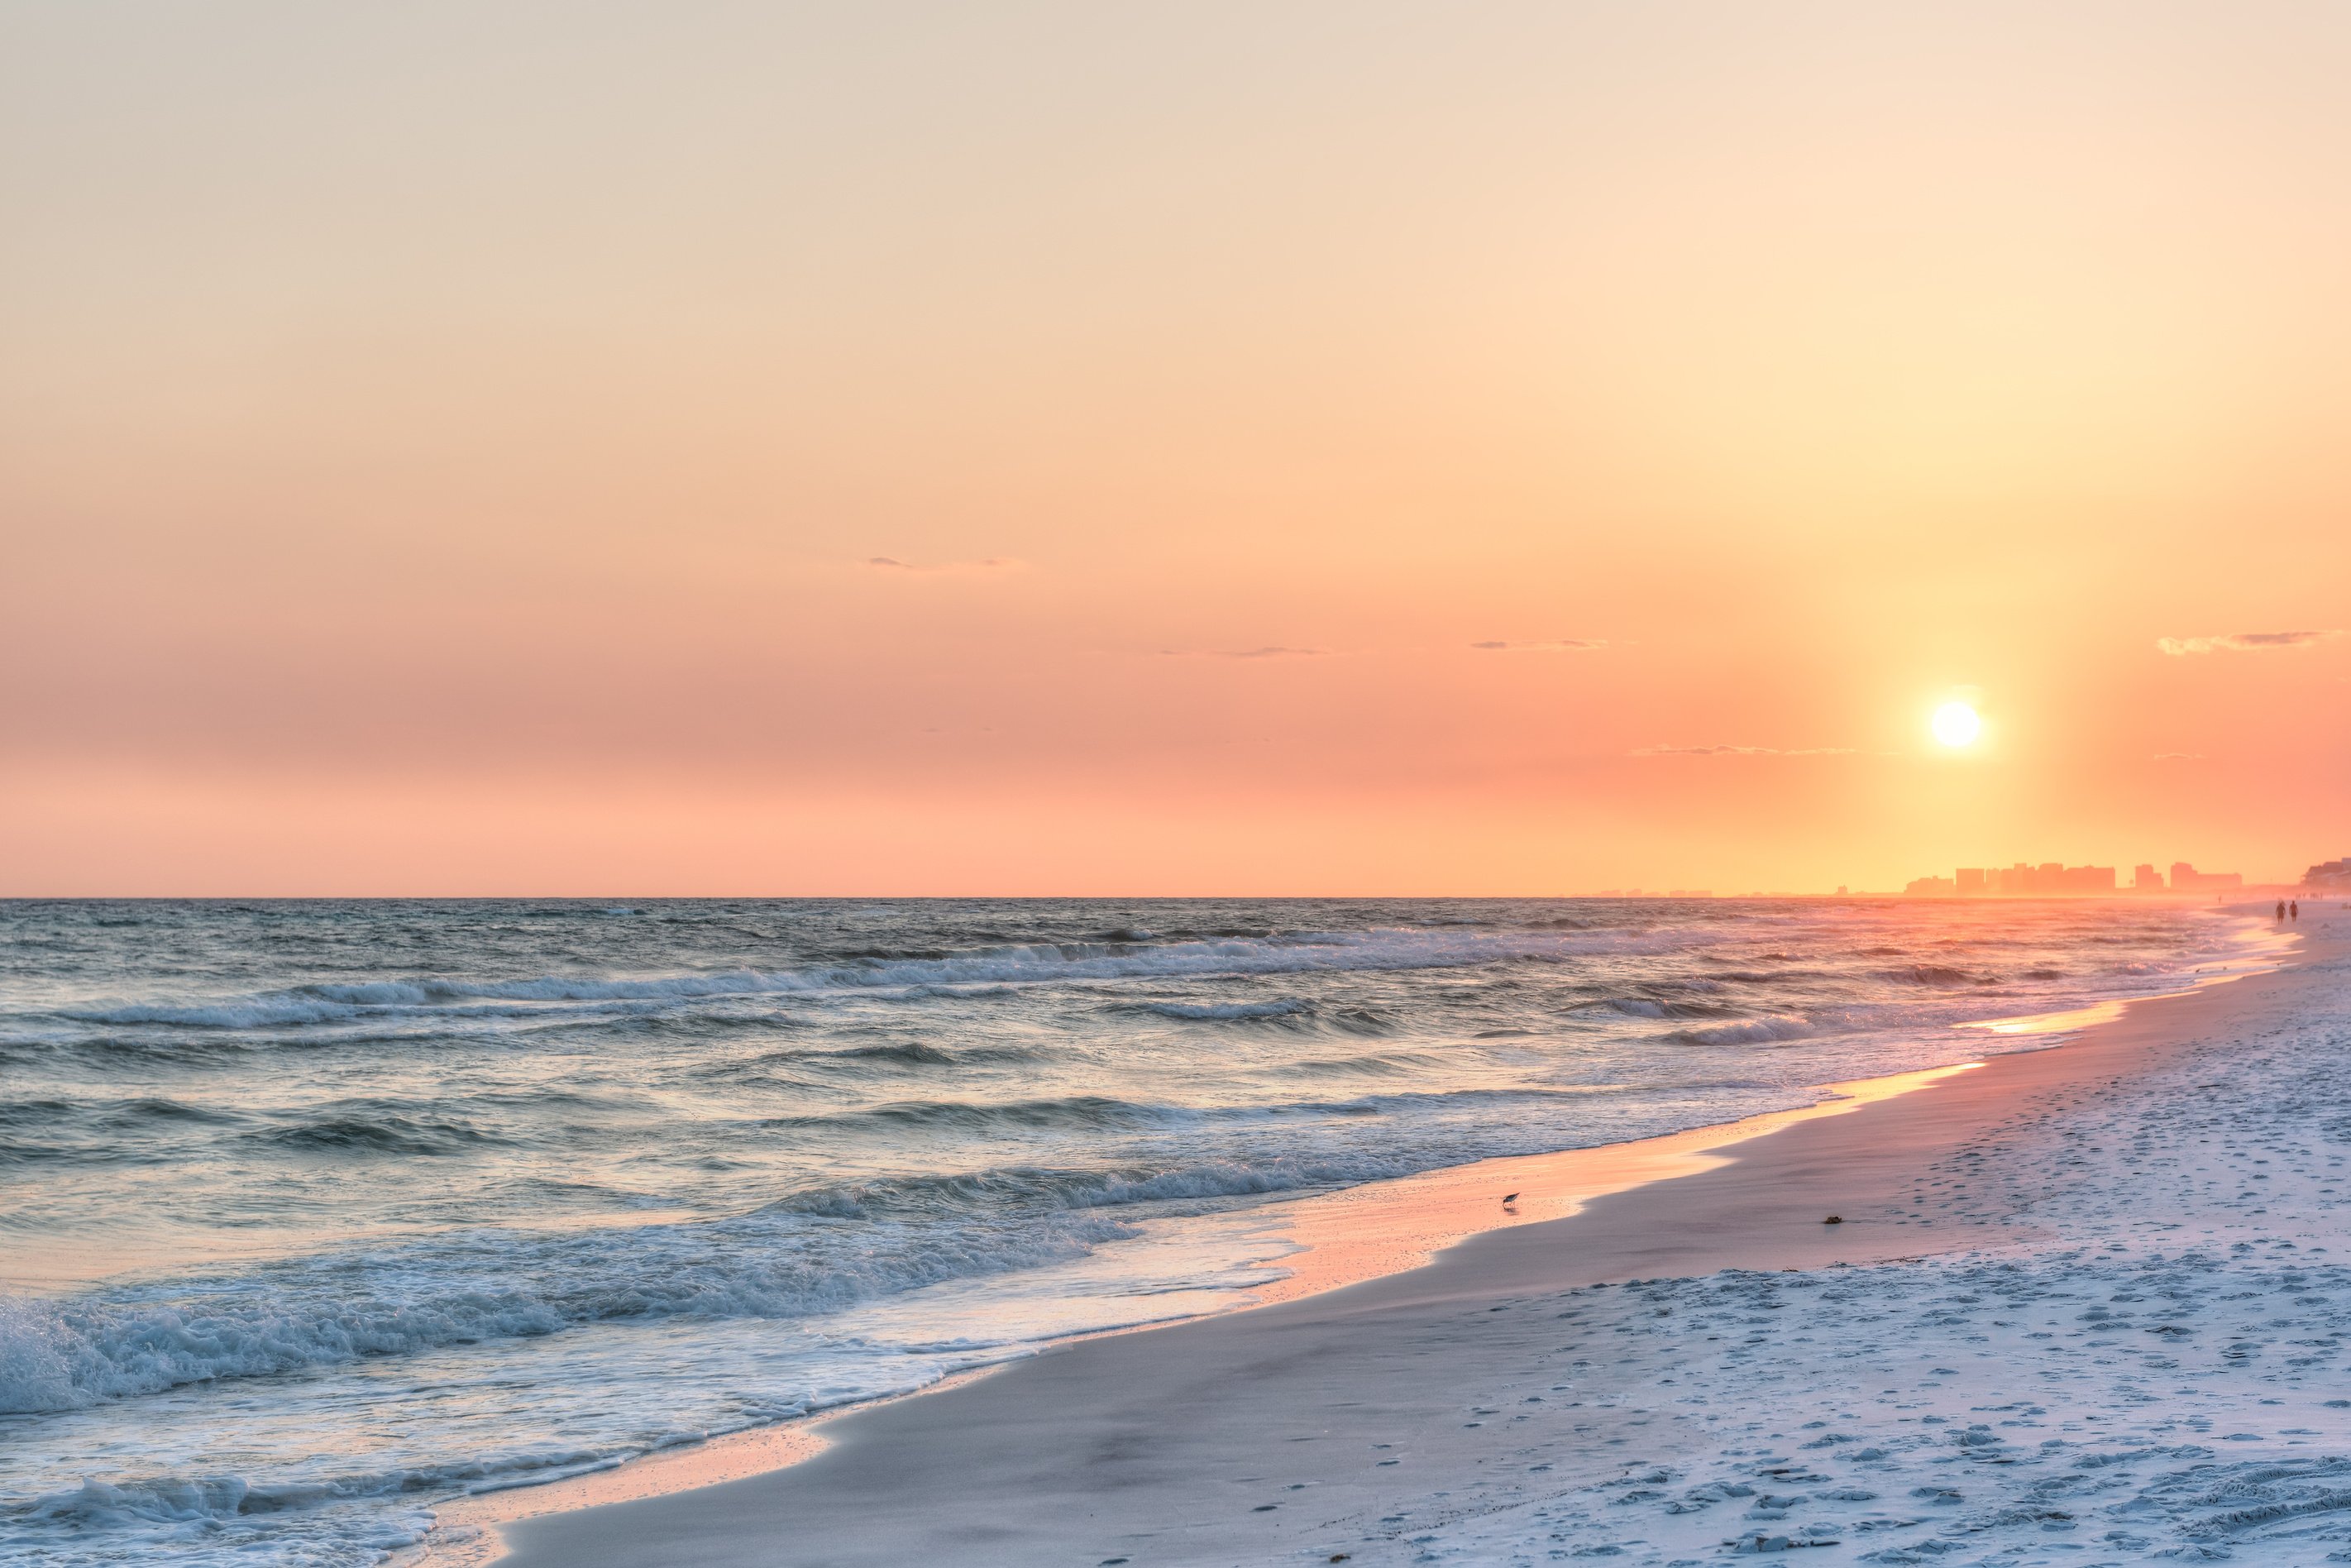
{"left": 4, "top": 2, "right": 2347, "bottom": 896}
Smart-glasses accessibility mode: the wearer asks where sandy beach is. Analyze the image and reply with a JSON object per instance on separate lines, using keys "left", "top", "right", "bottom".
{"left": 18, "top": 6, "right": 2351, "bottom": 1560}
{"left": 469, "top": 915, "right": 2346, "bottom": 1566}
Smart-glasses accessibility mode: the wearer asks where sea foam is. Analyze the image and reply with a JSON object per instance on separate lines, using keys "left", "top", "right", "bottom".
{"left": 0, "top": 895, "right": 2264, "bottom": 1568}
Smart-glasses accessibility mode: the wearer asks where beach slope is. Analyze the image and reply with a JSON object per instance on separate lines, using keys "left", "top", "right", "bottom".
{"left": 498, "top": 929, "right": 2349, "bottom": 1566}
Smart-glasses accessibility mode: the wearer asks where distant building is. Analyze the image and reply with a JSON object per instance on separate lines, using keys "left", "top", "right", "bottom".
{"left": 2171, "top": 862, "right": 2243, "bottom": 892}
{"left": 2000, "top": 863, "right": 2114, "bottom": 895}
{"left": 2304, "top": 858, "right": 2351, "bottom": 892}
{"left": 1940, "top": 863, "right": 2116, "bottom": 896}
{"left": 1905, "top": 876, "right": 1957, "bottom": 896}
{"left": 2134, "top": 863, "right": 2162, "bottom": 891}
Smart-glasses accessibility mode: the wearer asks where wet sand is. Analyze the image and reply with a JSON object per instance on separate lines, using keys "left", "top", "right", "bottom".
{"left": 484, "top": 929, "right": 2328, "bottom": 1566}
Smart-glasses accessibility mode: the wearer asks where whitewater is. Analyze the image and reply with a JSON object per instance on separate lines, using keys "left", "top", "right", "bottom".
{"left": 0, "top": 898, "right": 2267, "bottom": 1564}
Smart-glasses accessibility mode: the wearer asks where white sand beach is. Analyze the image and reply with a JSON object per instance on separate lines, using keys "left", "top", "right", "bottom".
{"left": 465, "top": 915, "right": 2349, "bottom": 1566}
{"left": 17, "top": 6, "right": 2351, "bottom": 1561}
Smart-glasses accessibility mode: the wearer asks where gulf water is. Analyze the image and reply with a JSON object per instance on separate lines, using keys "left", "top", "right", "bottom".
{"left": 0, "top": 897, "right": 2261, "bottom": 1563}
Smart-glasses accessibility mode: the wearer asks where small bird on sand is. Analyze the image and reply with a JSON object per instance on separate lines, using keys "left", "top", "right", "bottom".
{"left": 1502, "top": 1192, "right": 1520, "bottom": 1205}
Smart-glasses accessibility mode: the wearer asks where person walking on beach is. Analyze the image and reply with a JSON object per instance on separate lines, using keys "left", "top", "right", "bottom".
{"left": 2291, "top": 900, "right": 2299, "bottom": 920}
{"left": 2277, "top": 900, "right": 2287, "bottom": 920}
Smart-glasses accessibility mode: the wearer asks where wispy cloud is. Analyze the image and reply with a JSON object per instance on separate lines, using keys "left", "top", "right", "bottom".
{"left": 866, "top": 556, "right": 1020, "bottom": 573}
{"left": 1161, "top": 645, "right": 1332, "bottom": 659}
{"left": 1469, "top": 638, "right": 1607, "bottom": 653}
{"left": 2151, "top": 752, "right": 2205, "bottom": 762}
{"left": 1633, "top": 743, "right": 1860, "bottom": 757}
{"left": 2156, "top": 629, "right": 2339, "bottom": 656}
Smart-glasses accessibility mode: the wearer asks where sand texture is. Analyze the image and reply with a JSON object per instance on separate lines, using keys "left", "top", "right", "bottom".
{"left": 494, "top": 926, "right": 2349, "bottom": 1567}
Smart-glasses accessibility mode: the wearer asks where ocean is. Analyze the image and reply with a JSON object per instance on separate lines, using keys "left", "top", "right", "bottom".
{"left": 0, "top": 897, "right": 2268, "bottom": 1564}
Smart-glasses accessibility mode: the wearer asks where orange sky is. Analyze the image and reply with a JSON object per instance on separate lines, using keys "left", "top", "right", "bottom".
{"left": 4, "top": 2, "right": 2347, "bottom": 895}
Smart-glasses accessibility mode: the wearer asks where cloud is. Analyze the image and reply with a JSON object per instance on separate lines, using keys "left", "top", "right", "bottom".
{"left": 2151, "top": 752, "right": 2205, "bottom": 762}
{"left": 2156, "top": 629, "right": 2339, "bottom": 656}
{"left": 1161, "top": 645, "right": 1332, "bottom": 659}
{"left": 1633, "top": 744, "right": 1860, "bottom": 757}
{"left": 865, "top": 556, "right": 1019, "bottom": 573}
{"left": 1469, "top": 638, "right": 1606, "bottom": 653}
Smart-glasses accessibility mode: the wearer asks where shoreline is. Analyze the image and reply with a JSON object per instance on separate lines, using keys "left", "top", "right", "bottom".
{"left": 423, "top": 1063, "right": 1980, "bottom": 1562}
{"left": 458, "top": 915, "right": 2314, "bottom": 1566}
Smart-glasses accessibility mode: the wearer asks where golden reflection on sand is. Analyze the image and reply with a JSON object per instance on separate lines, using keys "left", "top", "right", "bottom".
{"left": 1968, "top": 998, "right": 2129, "bottom": 1035}
{"left": 406, "top": 929, "right": 2306, "bottom": 1567}
{"left": 1249, "top": 1061, "right": 1980, "bottom": 1307}
{"left": 413, "top": 1059, "right": 1981, "bottom": 1565}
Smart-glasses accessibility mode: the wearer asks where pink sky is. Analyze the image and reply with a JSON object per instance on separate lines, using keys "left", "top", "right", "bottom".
{"left": 5, "top": 3, "right": 2347, "bottom": 894}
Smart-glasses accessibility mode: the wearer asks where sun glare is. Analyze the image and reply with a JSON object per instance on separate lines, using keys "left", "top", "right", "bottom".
{"left": 1931, "top": 700, "right": 1982, "bottom": 748}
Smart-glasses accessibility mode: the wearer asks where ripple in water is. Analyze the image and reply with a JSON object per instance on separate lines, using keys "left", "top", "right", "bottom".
{"left": 0, "top": 896, "right": 2266, "bottom": 1565}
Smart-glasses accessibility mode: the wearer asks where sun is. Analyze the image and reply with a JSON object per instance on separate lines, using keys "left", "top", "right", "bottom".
{"left": 1931, "top": 700, "right": 1982, "bottom": 748}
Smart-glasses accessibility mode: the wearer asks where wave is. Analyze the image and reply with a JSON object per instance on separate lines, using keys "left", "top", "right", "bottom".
{"left": 1109, "top": 997, "right": 1400, "bottom": 1040}
{"left": 1889, "top": 964, "right": 1998, "bottom": 987}
{"left": 243, "top": 1113, "right": 509, "bottom": 1157}
{"left": 0, "top": 896, "right": 2254, "bottom": 1568}
{"left": 0, "top": 1212, "right": 1134, "bottom": 1416}
{"left": 757, "top": 1152, "right": 1420, "bottom": 1223}
{"left": 1279, "top": 1051, "right": 1437, "bottom": 1077}
{"left": 768, "top": 1082, "right": 1616, "bottom": 1141}
{"left": 46, "top": 925, "right": 1687, "bottom": 1035}
{"left": 106, "top": 1097, "right": 242, "bottom": 1126}
{"left": 697, "top": 1040, "right": 1048, "bottom": 1083}
{"left": 786, "top": 1040, "right": 963, "bottom": 1067}
{"left": 10, "top": 1450, "right": 604, "bottom": 1539}
{"left": 18, "top": 1470, "right": 436, "bottom": 1529}
{"left": 1702, "top": 968, "right": 1828, "bottom": 985}
{"left": 0, "top": 1121, "right": 1506, "bottom": 1415}
{"left": 1118, "top": 998, "right": 1313, "bottom": 1021}
{"left": 0, "top": 1141, "right": 84, "bottom": 1166}
{"left": 1598, "top": 997, "right": 1737, "bottom": 1020}
{"left": 1667, "top": 1014, "right": 1814, "bottom": 1046}
{"left": 71, "top": 997, "right": 365, "bottom": 1030}
{"left": 0, "top": 1068, "right": 1654, "bottom": 1418}
{"left": 851, "top": 1095, "right": 1180, "bottom": 1132}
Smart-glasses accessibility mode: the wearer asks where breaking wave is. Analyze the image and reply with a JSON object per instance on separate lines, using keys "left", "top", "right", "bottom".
{"left": 1667, "top": 1015, "right": 1816, "bottom": 1046}
{"left": 0, "top": 1210, "right": 1132, "bottom": 1415}
{"left": 0, "top": 895, "right": 2266, "bottom": 1567}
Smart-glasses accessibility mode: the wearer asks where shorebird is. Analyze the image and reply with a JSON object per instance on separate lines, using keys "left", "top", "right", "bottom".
{"left": 1502, "top": 1192, "right": 1519, "bottom": 1204}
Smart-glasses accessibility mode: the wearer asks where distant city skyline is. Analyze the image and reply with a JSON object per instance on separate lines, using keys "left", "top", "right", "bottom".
{"left": 1903, "top": 857, "right": 2282, "bottom": 896}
